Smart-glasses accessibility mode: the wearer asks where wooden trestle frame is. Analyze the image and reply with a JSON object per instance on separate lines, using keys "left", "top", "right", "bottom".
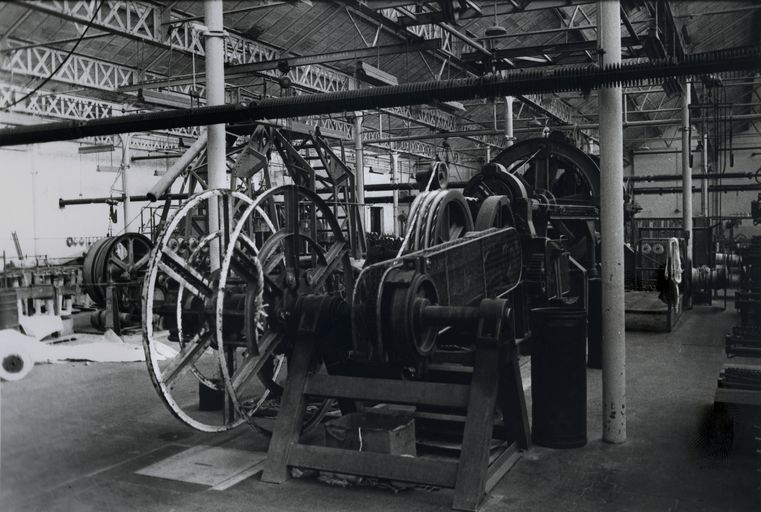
{"left": 261, "top": 297, "right": 530, "bottom": 511}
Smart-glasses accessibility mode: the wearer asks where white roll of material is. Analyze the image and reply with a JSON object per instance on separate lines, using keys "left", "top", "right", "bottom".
{"left": 0, "top": 329, "right": 35, "bottom": 382}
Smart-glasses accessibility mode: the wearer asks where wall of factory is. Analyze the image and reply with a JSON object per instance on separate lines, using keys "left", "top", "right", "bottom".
{"left": 362, "top": 151, "right": 406, "bottom": 237}
{"left": 629, "top": 125, "right": 761, "bottom": 238}
{"left": 265, "top": 148, "right": 405, "bottom": 237}
{"left": 0, "top": 122, "right": 486, "bottom": 271}
{"left": 0, "top": 141, "right": 452, "bottom": 273}
{"left": 0, "top": 140, "right": 167, "bottom": 268}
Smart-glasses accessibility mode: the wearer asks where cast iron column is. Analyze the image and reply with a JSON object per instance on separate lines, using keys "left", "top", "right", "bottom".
{"left": 391, "top": 151, "right": 400, "bottom": 237}
{"left": 682, "top": 82, "right": 693, "bottom": 260}
{"left": 598, "top": 0, "right": 626, "bottom": 444}
{"left": 204, "top": 0, "right": 226, "bottom": 269}
{"left": 701, "top": 132, "right": 709, "bottom": 217}
{"left": 119, "top": 133, "right": 131, "bottom": 232}
{"left": 354, "top": 114, "right": 365, "bottom": 224}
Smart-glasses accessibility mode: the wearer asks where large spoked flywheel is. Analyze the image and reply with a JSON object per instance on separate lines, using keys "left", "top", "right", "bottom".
{"left": 465, "top": 136, "right": 600, "bottom": 263}
{"left": 142, "top": 188, "right": 271, "bottom": 433}
{"left": 83, "top": 233, "right": 152, "bottom": 315}
{"left": 490, "top": 136, "right": 600, "bottom": 204}
{"left": 215, "top": 185, "right": 354, "bottom": 432}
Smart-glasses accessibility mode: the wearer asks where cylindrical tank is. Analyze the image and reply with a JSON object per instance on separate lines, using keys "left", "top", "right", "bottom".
{"left": 530, "top": 307, "right": 588, "bottom": 449}
{"left": 587, "top": 278, "right": 602, "bottom": 369}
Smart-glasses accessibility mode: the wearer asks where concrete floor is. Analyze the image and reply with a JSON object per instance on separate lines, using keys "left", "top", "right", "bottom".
{"left": 1, "top": 306, "right": 759, "bottom": 511}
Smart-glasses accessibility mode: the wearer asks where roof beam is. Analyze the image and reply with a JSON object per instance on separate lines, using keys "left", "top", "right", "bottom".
{"left": 394, "top": 2, "right": 481, "bottom": 26}
{"left": 119, "top": 39, "right": 442, "bottom": 92}
{"left": 462, "top": 36, "right": 642, "bottom": 62}
{"left": 0, "top": 83, "right": 199, "bottom": 152}
{"left": 343, "top": 2, "right": 462, "bottom": 60}
{"left": 518, "top": 94, "right": 581, "bottom": 128}
{"left": 162, "top": 1, "right": 288, "bottom": 25}
{"left": 321, "top": 1, "right": 597, "bottom": 146}
{"left": 19, "top": 0, "right": 472, "bottom": 158}
{"left": 21, "top": 0, "right": 357, "bottom": 94}
{"left": 0, "top": 38, "right": 202, "bottom": 102}
{"left": 0, "top": 32, "right": 112, "bottom": 53}
{"left": 391, "top": 0, "right": 592, "bottom": 24}
{"left": 351, "top": 1, "right": 596, "bottom": 140}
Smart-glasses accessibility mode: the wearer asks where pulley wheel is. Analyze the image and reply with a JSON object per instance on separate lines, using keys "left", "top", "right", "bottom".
{"left": 475, "top": 195, "right": 516, "bottom": 231}
{"left": 383, "top": 271, "right": 440, "bottom": 364}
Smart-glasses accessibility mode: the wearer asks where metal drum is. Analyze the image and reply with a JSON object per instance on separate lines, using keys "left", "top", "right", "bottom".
{"left": 530, "top": 307, "right": 588, "bottom": 449}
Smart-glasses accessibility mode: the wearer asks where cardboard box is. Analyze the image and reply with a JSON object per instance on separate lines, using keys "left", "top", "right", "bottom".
{"left": 324, "top": 411, "right": 416, "bottom": 456}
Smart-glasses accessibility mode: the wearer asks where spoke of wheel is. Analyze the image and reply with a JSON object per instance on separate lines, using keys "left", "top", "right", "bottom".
{"left": 110, "top": 255, "right": 128, "bottom": 272}
{"left": 232, "top": 332, "right": 281, "bottom": 394}
{"left": 128, "top": 238, "right": 134, "bottom": 266}
{"left": 133, "top": 252, "right": 151, "bottom": 271}
{"left": 159, "top": 247, "right": 214, "bottom": 299}
{"left": 220, "top": 193, "right": 235, "bottom": 250}
{"left": 231, "top": 247, "right": 263, "bottom": 283}
{"left": 263, "top": 250, "right": 285, "bottom": 275}
{"left": 163, "top": 332, "right": 213, "bottom": 387}
{"left": 309, "top": 241, "right": 345, "bottom": 291}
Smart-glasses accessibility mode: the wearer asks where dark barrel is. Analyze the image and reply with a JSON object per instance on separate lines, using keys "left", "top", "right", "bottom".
{"left": 0, "top": 289, "right": 19, "bottom": 331}
{"left": 587, "top": 278, "right": 602, "bottom": 369}
{"left": 198, "top": 380, "right": 225, "bottom": 411}
{"left": 530, "top": 307, "right": 587, "bottom": 448}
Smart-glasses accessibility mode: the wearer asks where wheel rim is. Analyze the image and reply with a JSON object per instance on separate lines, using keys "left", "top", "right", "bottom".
{"left": 216, "top": 185, "right": 353, "bottom": 433}
{"left": 142, "top": 188, "right": 258, "bottom": 433}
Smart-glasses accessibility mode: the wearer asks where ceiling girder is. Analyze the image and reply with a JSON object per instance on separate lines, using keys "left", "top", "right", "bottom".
{"left": 17, "top": 0, "right": 476, "bottom": 161}
{"left": 119, "top": 39, "right": 443, "bottom": 92}
{"left": 462, "top": 36, "right": 642, "bottom": 62}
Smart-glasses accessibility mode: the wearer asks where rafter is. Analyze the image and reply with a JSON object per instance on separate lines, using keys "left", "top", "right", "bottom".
{"left": 119, "top": 40, "right": 442, "bottom": 92}
{"left": 17, "top": 0, "right": 476, "bottom": 162}
{"left": 22, "top": 0, "right": 357, "bottom": 94}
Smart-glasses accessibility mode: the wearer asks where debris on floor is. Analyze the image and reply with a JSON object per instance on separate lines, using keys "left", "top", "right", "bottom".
{"left": 0, "top": 328, "right": 178, "bottom": 381}
{"left": 18, "top": 314, "right": 64, "bottom": 340}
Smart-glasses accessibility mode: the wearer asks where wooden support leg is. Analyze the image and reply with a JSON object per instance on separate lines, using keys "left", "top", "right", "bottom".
{"left": 452, "top": 343, "right": 500, "bottom": 512}
{"left": 499, "top": 354, "right": 530, "bottom": 450}
{"left": 261, "top": 334, "right": 316, "bottom": 484}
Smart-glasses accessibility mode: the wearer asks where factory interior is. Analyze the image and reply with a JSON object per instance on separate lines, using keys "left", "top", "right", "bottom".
{"left": 0, "top": 1, "right": 760, "bottom": 510}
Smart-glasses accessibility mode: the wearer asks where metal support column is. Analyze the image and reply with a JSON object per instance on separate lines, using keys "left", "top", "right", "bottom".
{"left": 354, "top": 114, "right": 365, "bottom": 224}
{"left": 681, "top": 83, "right": 692, "bottom": 260}
{"left": 119, "top": 133, "right": 131, "bottom": 232}
{"left": 505, "top": 96, "right": 515, "bottom": 146}
{"left": 598, "top": 0, "right": 626, "bottom": 444}
{"left": 204, "top": 0, "right": 226, "bottom": 269}
{"left": 701, "top": 132, "right": 709, "bottom": 217}
{"left": 391, "top": 152, "right": 400, "bottom": 238}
